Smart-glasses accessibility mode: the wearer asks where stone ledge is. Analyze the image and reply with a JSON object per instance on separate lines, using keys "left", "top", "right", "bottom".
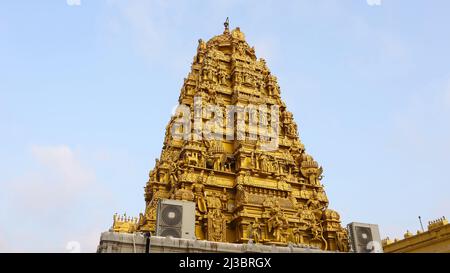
{"left": 97, "top": 231, "right": 330, "bottom": 253}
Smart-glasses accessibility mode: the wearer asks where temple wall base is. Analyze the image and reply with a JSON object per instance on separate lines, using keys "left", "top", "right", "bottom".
{"left": 97, "top": 231, "right": 331, "bottom": 253}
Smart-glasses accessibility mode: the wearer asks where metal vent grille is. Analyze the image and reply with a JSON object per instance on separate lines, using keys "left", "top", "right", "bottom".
{"left": 355, "top": 226, "right": 373, "bottom": 253}
{"left": 160, "top": 204, "right": 183, "bottom": 227}
{"left": 159, "top": 227, "right": 182, "bottom": 238}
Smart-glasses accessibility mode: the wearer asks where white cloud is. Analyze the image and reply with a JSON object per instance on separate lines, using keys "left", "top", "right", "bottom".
{"left": 367, "top": 0, "right": 382, "bottom": 6}
{"left": 8, "top": 145, "right": 96, "bottom": 211}
{"left": 64, "top": 226, "right": 105, "bottom": 253}
{"left": 2, "top": 145, "right": 113, "bottom": 252}
{"left": 67, "top": 0, "right": 81, "bottom": 6}
{"left": 31, "top": 145, "right": 94, "bottom": 186}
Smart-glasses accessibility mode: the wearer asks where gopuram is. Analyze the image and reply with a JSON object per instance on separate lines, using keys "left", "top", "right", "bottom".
{"left": 111, "top": 19, "right": 349, "bottom": 252}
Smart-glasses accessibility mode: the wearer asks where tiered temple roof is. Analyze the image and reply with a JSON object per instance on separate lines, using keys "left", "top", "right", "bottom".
{"left": 117, "top": 20, "right": 349, "bottom": 251}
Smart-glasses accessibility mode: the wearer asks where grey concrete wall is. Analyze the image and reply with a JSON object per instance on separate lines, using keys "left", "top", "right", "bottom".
{"left": 97, "top": 231, "right": 328, "bottom": 253}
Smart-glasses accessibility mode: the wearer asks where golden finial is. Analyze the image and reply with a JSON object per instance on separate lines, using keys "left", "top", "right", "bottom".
{"left": 224, "top": 17, "right": 230, "bottom": 33}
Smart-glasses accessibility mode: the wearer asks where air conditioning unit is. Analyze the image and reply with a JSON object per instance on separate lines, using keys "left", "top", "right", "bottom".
{"left": 347, "top": 222, "right": 383, "bottom": 253}
{"left": 156, "top": 199, "right": 196, "bottom": 240}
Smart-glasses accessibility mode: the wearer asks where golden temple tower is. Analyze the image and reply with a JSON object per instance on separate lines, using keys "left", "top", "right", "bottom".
{"left": 130, "top": 20, "right": 349, "bottom": 251}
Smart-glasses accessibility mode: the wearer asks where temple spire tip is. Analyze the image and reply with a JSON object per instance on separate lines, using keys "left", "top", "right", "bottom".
{"left": 224, "top": 17, "right": 230, "bottom": 33}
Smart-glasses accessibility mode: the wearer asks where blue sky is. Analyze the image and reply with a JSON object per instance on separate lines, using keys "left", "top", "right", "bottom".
{"left": 1, "top": 0, "right": 449, "bottom": 252}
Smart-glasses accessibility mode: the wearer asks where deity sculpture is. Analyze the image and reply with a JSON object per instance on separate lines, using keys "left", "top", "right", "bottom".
{"left": 207, "top": 209, "right": 227, "bottom": 242}
{"left": 191, "top": 171, "right": 207, "bottom": 213}
{"left": 248, "top": 218, "right": 262, "bottom": 244}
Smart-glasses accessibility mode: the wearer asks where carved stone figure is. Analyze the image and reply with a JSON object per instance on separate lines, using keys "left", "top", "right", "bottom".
{"left": 207, "top": 209, "right": 227, "bottom": 242}
{"left": 260, "top": 155, "right": 270, "bottom": 172}
{"left": 248, "top": 218, "right": 262, "bottom": 244}
{"left": 336, "top": 229, "right": 349, "bottom": 252}
{"left": 206, "top": 170, "right": 215, "bottom": 184}
{"left": 220, "top": 188, "right": 228, "bottom": 210}
{"left": 268, "top": 214, "right": 286, "bottom": 242}
{"left": 191, "top": 171, "right": 207, "bottom": 213}
{"left": 206, "top": 192, "right": 222, "bottom": 210}
{"left": 235, "top": 184, "right": 249, "bottom": 206}
{"left": 174, "top": 186, "right": 195, "bottom": 202}
{"left": 277, "top": 176, "right": 291, "bottom": 191}
{"left": 267, "top": 201, "right": 289, "bottom": 242}
{"left": 288, "top": 191, "right": 298, "bottom": 209}
{"left": 292, "top": 225, "right": 304, "bottom": 245}
{"left": 307, "top": 190, "right": 325, "bottom": 213}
